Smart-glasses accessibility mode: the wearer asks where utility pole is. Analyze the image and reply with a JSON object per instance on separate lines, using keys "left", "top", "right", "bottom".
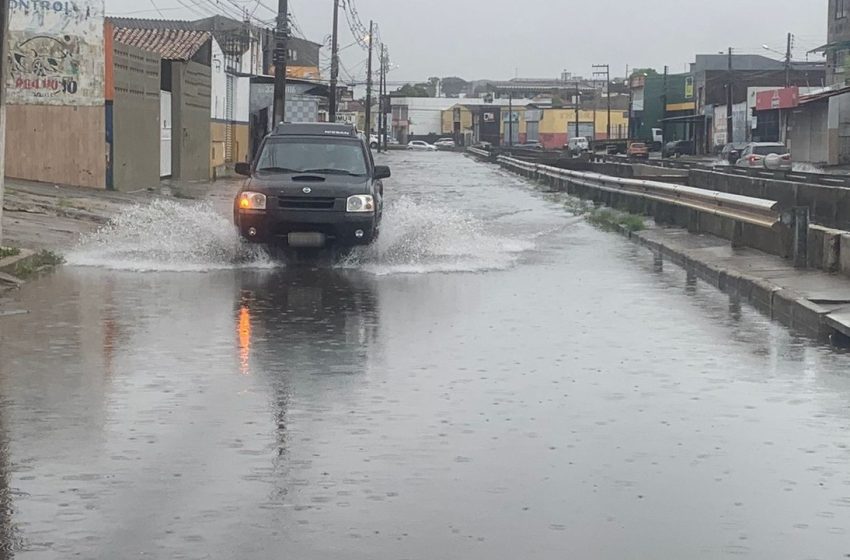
{"left": 272, "top": 0, "right": 289, "bottom": 125}
{"left": 662, "top": 65, "right": 668, "bottom": 147}
{"left": 328, "top": 0, "right": 339, "bottom": 122}
{"left": 0, "top": 0, "right": 8, "bottom": 246}
{"left": 364, "top": 20, "right": 374, "bottom": 137}
{"left": 785, "top": 32, "right": 793, "bottom": 87}
{"left": 378, "top": 44, "right": 385, "bottom": 151}
{"left": 592, "top": 64, "right": 611, "bottom": 139}
{"left": 727, "top": 46, "right": 734, "bottom": 144}
{"left": 574, "top": 81, "right": 580, "bottom": 142}
{"left": 381, "top": 51, "right": 389, "bottom": 151}
{"left": 508, "top": 92, "right": 513, "bottom": 146}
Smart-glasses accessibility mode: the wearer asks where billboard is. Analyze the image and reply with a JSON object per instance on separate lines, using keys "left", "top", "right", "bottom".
{"left": 6, "top": 0, "right": 105, "bottom": 105}
{"left": 755, "top": 87, "right": 799, "bottom": 111}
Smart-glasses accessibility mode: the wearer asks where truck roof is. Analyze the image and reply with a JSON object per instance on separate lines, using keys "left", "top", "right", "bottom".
{"left": 271, "top": 122, "right": 359, "bottom": 138}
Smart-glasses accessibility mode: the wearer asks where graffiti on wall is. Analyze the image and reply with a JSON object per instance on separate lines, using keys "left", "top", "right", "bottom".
{"left": 6, "top": 0, "right": 104, "bottom": 105}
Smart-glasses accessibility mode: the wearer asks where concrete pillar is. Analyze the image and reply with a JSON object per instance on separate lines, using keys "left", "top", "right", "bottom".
{"left": 731, "top": 221, "right": 744, "bottom": 248}
{"left": 825, "top": 231, "right": 841, "bottom": 272}
{"left": 687, "top": 209, "right": 700, "bottom": 233}
{"left": 793, "top": 207, "right": 810, "bottom": 269}
{"left": 840, "top": 233, "right": 850, "bottom": 277}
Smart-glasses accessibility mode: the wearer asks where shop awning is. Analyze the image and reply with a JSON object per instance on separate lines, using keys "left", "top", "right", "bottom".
{"left": 659, "top": 114, "right": 705, "bottom": 123}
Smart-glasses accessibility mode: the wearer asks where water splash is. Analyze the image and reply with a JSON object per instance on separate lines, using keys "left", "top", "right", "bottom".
{"left": 339, "top": 197, "right": 534, "bottom": 275}
{"left": 65, "top": 199, "right": 273, "bottom": 271}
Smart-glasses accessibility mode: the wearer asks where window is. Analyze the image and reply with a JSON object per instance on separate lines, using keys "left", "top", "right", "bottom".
{"left": 256, "top": 137, "right": 368, "bottom": 176}
{"left": 837, "top": 0, "right": 848, "bottom": 19}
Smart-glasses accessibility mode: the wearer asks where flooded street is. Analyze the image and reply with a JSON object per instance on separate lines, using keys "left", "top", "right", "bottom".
{"left": 2, "top": 152, "right": 850, "bottom": 558}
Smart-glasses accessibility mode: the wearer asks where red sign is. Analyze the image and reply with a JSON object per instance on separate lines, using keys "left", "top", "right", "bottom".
{"left": 755, "top": 87, "right": 799, "bottom": 111}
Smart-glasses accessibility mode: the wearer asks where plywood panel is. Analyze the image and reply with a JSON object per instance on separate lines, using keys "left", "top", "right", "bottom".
{"left": 5, "top": 105, "right": 106, "bottom": 188}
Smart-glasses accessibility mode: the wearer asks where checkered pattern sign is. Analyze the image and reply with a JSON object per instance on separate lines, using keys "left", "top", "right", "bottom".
{"left": 285, "top": 96, "right": 319, "bottom": 123}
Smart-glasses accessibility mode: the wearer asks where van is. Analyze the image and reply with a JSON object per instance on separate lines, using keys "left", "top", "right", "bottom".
{"left": 567, "top": 137, "right": 590, "bottom": 156}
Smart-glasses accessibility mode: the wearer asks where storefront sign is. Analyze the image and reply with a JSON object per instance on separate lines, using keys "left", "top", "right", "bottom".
{"left": 6, "top": 0, "right": 105, "bottom": 105}
{"left": 755, "top": 87, "right": 799, "bottom": 111}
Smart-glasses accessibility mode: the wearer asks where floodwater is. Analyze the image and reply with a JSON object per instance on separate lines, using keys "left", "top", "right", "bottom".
{"left": 1, "top": 152, "right": 850, "bottom": 559}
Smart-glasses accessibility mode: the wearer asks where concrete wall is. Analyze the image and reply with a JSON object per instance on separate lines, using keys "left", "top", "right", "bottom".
{"left": 688, "top": 169, "right": 850, "bottom": 231}
{"left": 112, "top": 42, "right": 160, "bottom": 191}
{"left": 172, "top": 61, "right": 211, "bottom": 181}
{"left": 5, "top": 105, "right": 106, "bottom": 188}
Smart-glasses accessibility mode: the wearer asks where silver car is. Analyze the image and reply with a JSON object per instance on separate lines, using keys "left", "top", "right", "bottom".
{"left": 736, "top": 142, "right": 792, "bottom": 170}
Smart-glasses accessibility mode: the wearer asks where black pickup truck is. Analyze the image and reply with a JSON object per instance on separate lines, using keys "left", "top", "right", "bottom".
{"left": 234, "top": 123, "right": 391, "bottom": 248}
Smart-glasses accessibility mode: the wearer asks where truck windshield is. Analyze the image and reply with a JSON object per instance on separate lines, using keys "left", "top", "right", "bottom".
{"left": 256, "top": 137, "right": 368, "bottom": 176}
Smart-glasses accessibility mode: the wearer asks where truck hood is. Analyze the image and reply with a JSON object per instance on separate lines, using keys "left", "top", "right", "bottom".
{"left": 247, "top": 173, "right": 370, "bottom": 197}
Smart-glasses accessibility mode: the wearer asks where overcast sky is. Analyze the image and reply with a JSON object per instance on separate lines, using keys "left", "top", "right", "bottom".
{"left": 109, "top": 0, "right": 829, "bottom": 84}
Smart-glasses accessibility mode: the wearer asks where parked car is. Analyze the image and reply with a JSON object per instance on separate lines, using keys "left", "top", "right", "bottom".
{"left": 566, "top": 136, "right": 590, "bottom": 156}
{"left": 735, "top": 142, "right": 792, "bottom": 170}
{"left": 434, "top": 137, "right": 456, "bottom": 149}
{"left": 627, "top": 142, "right": 650, "bottom": 159}
{"left": 720, "top": 142, "right": 747, "bottom": 165}
{"left": 233, "top": 122, "right": 390, "bottom": 249}
{"left": 369, "top": 134, "right": 379, "bottom": 149}
{"left": 518, "top": 141, "right": 544, "bottom": 150}
{"left": 662, "top": 140, "right": 694, "bottom": 158}
{"left": 407, "top": 140, "right": 437, "bottom": 151}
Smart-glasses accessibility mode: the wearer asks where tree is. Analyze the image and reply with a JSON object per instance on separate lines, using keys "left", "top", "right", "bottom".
{"left": 630, "top": 68, "right": 659, "bottom": 78}
{"left": 440, "top": 76, "right": 468, "bottom": 97}
{"left": 393, "top": 83, "right": 431, "bottom": 97}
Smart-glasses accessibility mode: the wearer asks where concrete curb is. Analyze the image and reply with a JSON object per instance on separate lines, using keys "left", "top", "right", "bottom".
{"left": 622, "top": 226, "right": 844, "bottom": 341}
{"left": 0, "top": 248, "right": 35, "bottom": 280}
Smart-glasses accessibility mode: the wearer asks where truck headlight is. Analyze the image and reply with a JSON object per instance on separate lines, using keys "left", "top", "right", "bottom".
{"left": 238, "top": 192, "right": 267, "bottom": 211}
{"left": 346, "top": 195, "right": 374, "bottom": 213}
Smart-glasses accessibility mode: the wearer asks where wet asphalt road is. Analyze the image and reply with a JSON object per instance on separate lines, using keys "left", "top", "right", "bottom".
{"left": 2, "top": 152, "right": 850, "bottom": 559}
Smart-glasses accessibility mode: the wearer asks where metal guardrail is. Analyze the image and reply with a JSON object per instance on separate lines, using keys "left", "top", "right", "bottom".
{"left": 596, "top": 154, "right": 850, "bottom": 188}
{"left": 497, "top": 155, "right": 783, "bottom": 229}
{"left": 467, "top": 147, "right": 491, "bottom": 158}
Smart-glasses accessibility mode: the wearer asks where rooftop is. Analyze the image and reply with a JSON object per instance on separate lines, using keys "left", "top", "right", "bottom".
{"left": 113, "top": 27, "right": 210, "bottom": 60}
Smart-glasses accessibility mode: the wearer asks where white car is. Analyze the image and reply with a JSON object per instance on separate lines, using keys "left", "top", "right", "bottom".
{"left": 369, "top": 135, "right": 379, "bottom": 149}
{"left": 407, "top": 140, "right": 437, "bottom": 151}
{"left": 735, "top": 142, "right": 792, "bottom": 171}
{"left": 434, "top": 137, "right": 456, "bottom": 149}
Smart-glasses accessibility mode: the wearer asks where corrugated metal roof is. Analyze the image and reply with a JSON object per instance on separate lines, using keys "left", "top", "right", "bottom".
{"left": 113, "top": 27, "right": 210, "bottom": 60}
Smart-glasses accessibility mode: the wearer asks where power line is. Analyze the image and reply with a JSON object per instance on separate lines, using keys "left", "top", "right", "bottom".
{"left": 147, "top": 0, "right": 166, "bottom": 17}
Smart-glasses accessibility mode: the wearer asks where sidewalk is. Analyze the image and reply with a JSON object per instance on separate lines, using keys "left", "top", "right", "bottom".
{"left": 2, "top": 177, "right": 241, "bottom": 251}
{"left": 629, "top": 225, "right": 850, "bottom": 342}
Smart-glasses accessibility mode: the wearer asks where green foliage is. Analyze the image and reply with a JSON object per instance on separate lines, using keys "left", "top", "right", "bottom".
{"left": 586, "top": 208, "right": 646, "bottom": 232}
{"left": 0, "top": 247, "right": 21, "bottom": 259}
{"left": 394, "top": 83, "right": 431, "bottom": 97}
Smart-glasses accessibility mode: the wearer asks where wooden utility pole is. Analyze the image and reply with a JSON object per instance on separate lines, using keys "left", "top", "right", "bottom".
{"left": 377, "top": 44, "right": 384, "bottom": 151}
{"left": 328, "top": 0, "right": 340, "bottom": 122}
{"left": 508, "top": 92, "right": 513, "bottom": 146}
{"left": 727, "top": 47, "right": 734, "bottom": 144}
{"left": 272, "top": 0, "right": 289, "bottom": 125}
{"left": 364, "top": 20, "right": 374, "bottom": 136}
{"left": 574, "top": 81, "right": 580, "bottom": 142}
{"left": 785, "top": 32, "right": 793, "bottom": 87}
{"left": 0, "top": 0, "right": 8, "bottom": 246}
{"left": 662, "top": 65, "right": 668, "bottom": 147}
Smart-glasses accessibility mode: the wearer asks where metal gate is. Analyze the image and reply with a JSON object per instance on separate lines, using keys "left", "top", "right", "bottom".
{"left": 568, "top": 122, "right": 595, "bottom": 140}
{"left": 225, "top": 75, "right": 234, "bottom": 163}
{"left": 160, "top": 91, "right": 172, "bottom": 177}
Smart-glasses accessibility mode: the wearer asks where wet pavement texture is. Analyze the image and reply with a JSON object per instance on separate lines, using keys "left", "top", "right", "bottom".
{"left": 2, "top": 152, "right": 850, "bottom": 559}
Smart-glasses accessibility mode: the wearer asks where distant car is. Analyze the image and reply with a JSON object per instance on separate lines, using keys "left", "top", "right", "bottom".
{"left": 368, "top": 135, "right": 379, "bottom": 149}
{"left": 736, "top": 142, "right": 792, "bottom": 170}
{"left": 407, "top": 140, "right": 437, "bottom": 151}
{"left": 434, "top": 137, "right": 456, "bottom": 149}
{"left": 627, "top": 142, "right": 649, "bottom": 159}
{"left": 720, "top": 142, "right": 747, "bottom": 165}
{"left": 566, "top": 136, "right": 590, "bottom": 156}
{"left": 518, "top": 141, "right": 544, "bottom": 150}
{"left": 662, "top": 140, "right": 694, "bottom": 158}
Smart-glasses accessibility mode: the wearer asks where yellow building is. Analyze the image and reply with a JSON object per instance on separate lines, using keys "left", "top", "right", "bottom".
{"left": 538, "top": 108, "right": 629, "bottom": 149}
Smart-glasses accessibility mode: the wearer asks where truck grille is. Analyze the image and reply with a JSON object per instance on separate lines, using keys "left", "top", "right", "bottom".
{"left": 278, "top": 196, "right": 336, "bottom": 210}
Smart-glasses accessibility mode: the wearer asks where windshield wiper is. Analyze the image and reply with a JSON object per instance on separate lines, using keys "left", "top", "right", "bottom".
{"left": 258, "top": 166, "right": 300, "bottom": 173}
{"left": 301, "top": 168, "right": 364, "bottom": 176}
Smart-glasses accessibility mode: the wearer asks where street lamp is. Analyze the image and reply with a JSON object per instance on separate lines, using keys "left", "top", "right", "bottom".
{"left": 762, "top": 44, "right": 785, "bottom": 57}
